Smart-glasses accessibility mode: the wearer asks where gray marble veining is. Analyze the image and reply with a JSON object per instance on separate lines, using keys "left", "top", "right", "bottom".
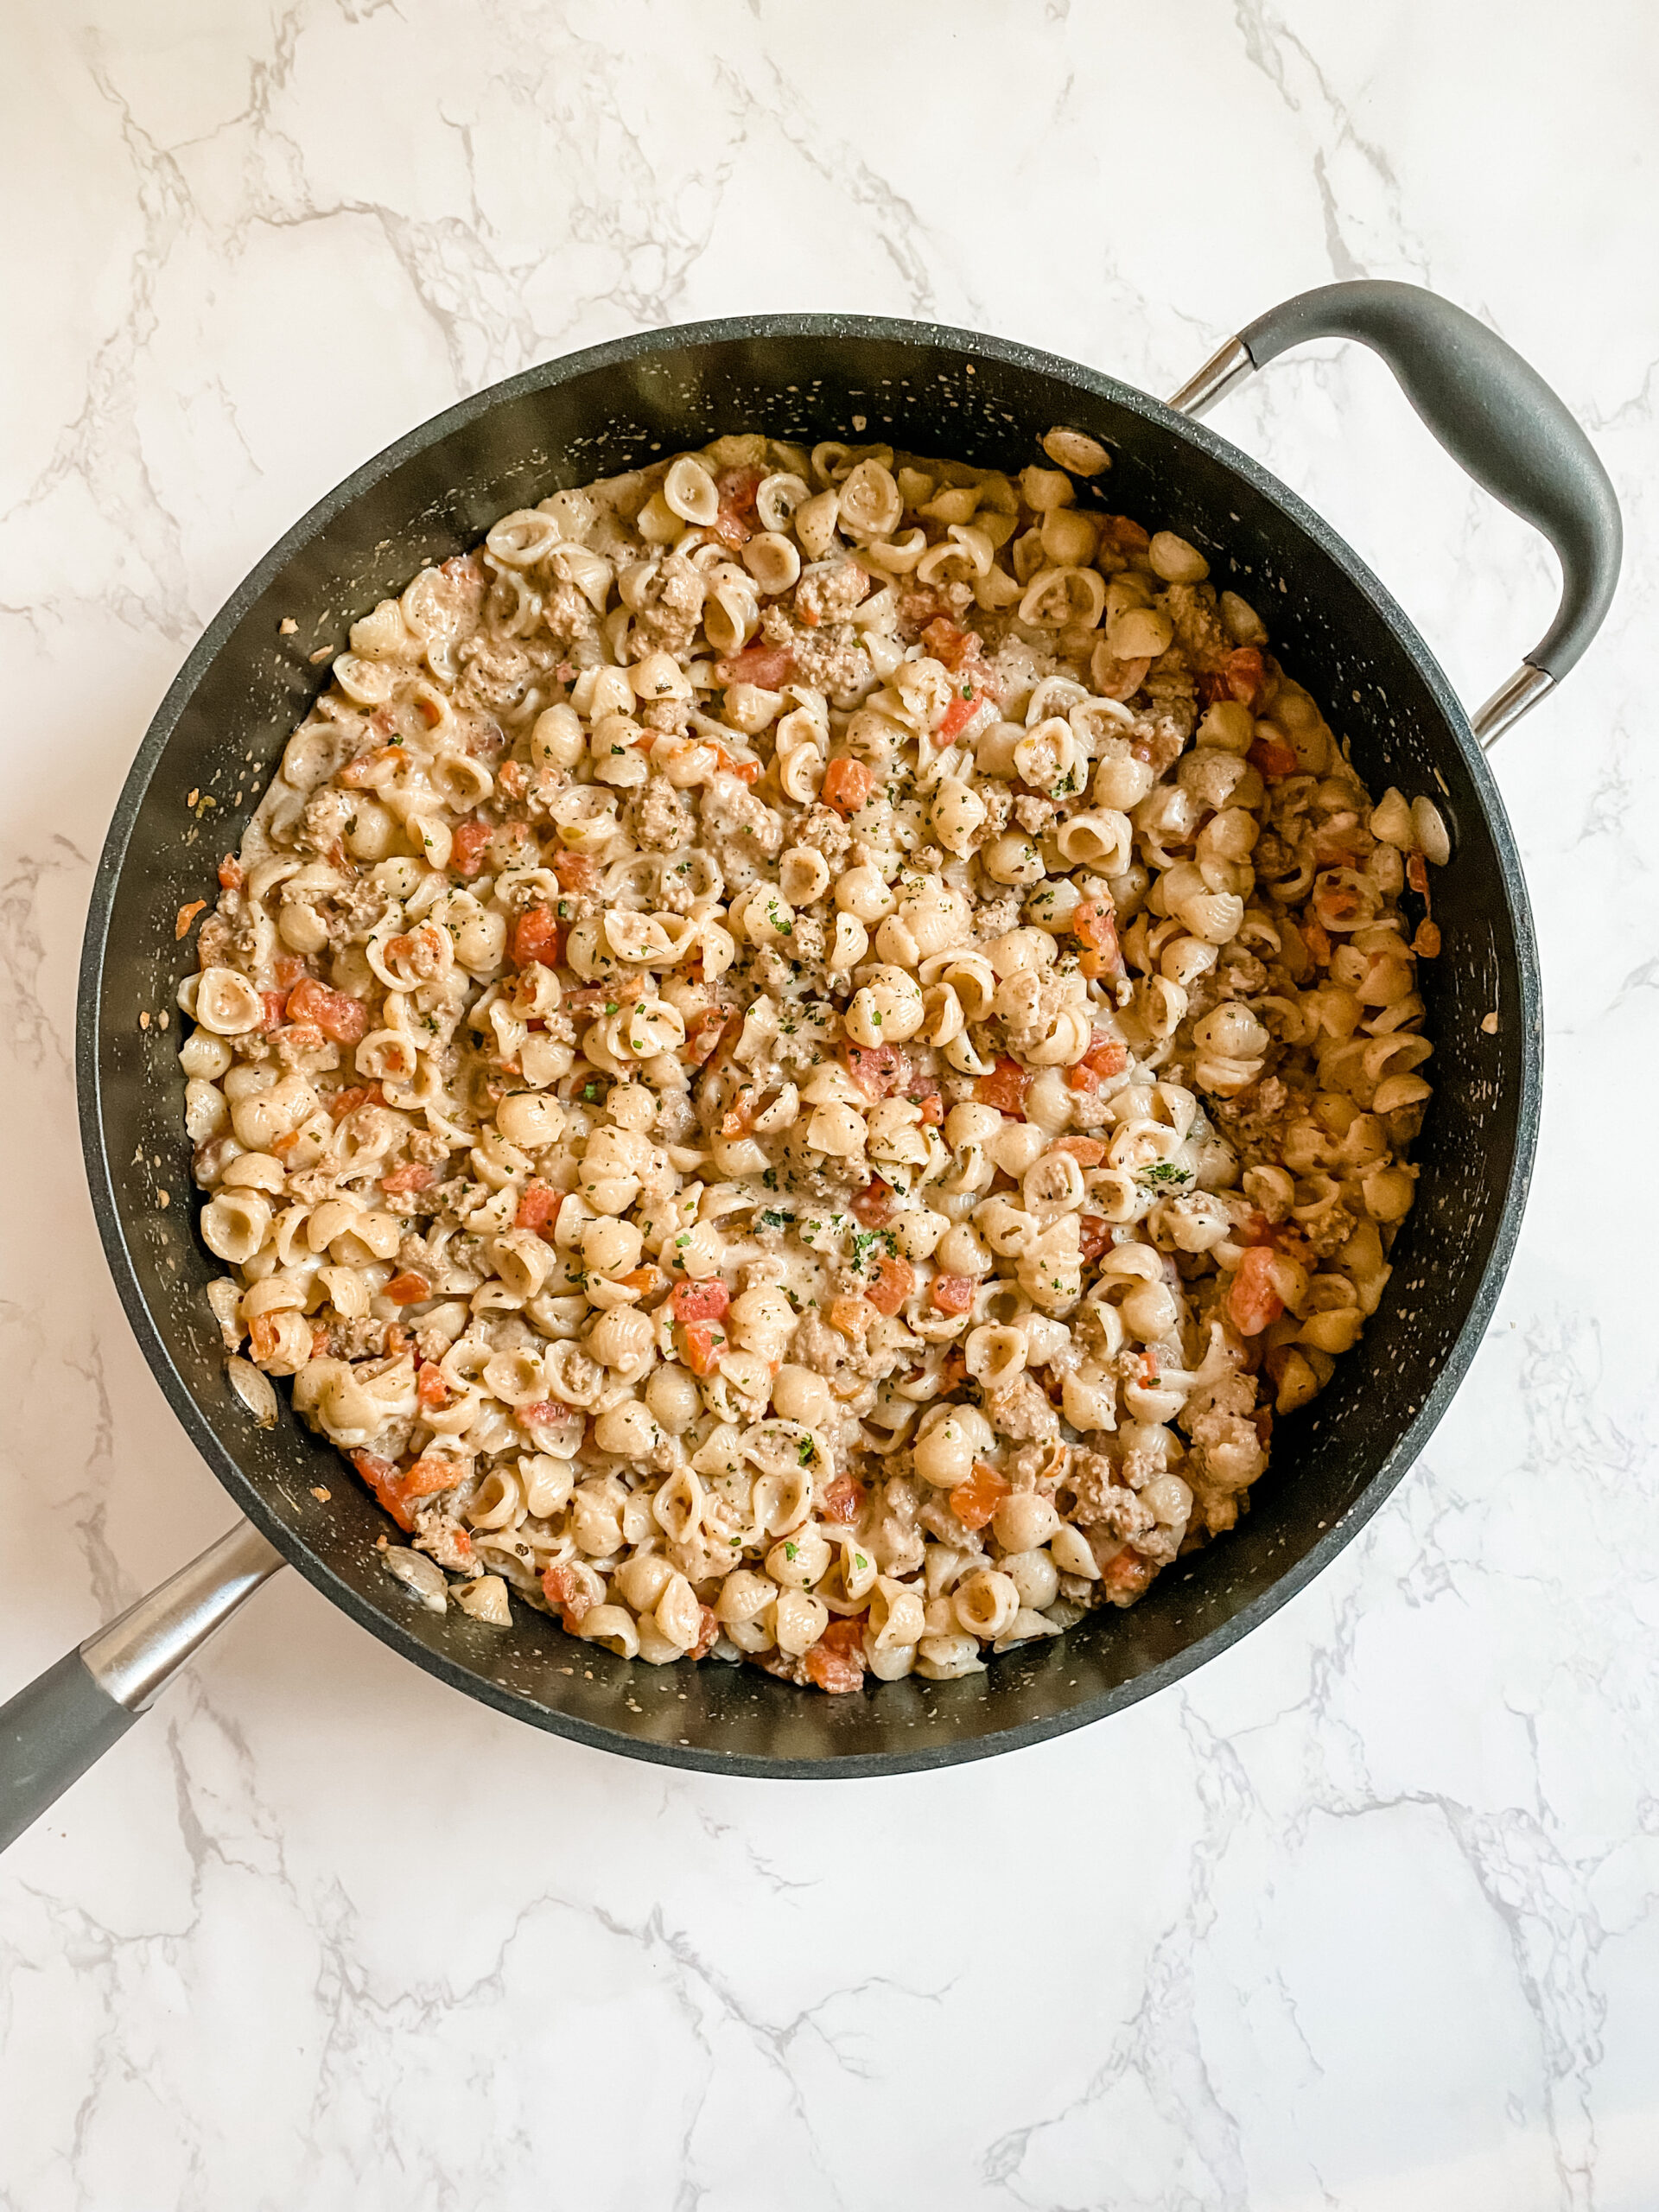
{"left": 3, "top": 3, "right": 1656, "bottom": 2205}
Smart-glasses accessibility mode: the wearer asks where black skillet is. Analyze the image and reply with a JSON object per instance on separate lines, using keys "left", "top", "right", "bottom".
{"left": 0, "top": 282, "right": 1620, "bottom": 1850}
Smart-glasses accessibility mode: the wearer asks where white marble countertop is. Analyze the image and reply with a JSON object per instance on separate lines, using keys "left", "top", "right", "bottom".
{"left": 3, "top": 3, "right": 1656, "bottom": 2205}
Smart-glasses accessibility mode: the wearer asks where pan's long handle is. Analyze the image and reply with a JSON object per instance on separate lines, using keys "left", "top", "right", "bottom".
{"left": 1166, "top": 279, "right": 1622, "bottom": 747}
{"left": 0, "top": 1518, "right": 283, "bottom": 1856}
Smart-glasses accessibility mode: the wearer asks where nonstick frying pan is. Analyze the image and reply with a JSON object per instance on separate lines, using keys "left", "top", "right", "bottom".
{"left": 1, "top": 282, "right": 1621, "bottom": 1849}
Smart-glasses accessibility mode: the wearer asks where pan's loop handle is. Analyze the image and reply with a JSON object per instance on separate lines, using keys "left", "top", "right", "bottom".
{"left": 1166, "top": 280, "right": 1622, "bottom": 748}
{"left": 0, "top": 1518, "right": 283, "bottom": 1855}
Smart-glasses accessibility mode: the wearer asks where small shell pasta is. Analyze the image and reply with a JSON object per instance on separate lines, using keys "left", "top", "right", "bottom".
{"left": 184, "top": 428, "right": 1435, "bottom": 1698}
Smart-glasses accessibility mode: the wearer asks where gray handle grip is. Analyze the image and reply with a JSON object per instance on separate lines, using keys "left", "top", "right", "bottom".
{"left": 1168, "top": 279, "right": 1622, "bottom": 742}
{"left": 0, "top": 1652, "right": 137, "bottom": 1854}
{"left": 0, "top": 1519, "right": 283, "bottom": 1859}
{"left": 1239, "top": 282, "right": 1620, "bottom": 682}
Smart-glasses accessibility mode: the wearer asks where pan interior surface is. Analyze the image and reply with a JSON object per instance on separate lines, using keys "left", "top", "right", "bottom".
{"left": 79, "top": 319, "right": 1539, "bottom": 1774}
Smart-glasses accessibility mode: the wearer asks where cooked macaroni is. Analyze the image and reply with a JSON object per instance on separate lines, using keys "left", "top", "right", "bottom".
{"left": 180, "top": 433, "right": 1443, "bottom": 1694}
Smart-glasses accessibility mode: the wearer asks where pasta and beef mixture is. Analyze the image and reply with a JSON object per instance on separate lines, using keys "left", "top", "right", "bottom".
{"left": 179, "top": 428, "right": 1445, "bottom": 1694}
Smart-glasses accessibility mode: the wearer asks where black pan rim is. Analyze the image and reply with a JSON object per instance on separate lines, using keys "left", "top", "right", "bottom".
{"left": 75, "top": 310, "right": 1543, "bottom": 1777}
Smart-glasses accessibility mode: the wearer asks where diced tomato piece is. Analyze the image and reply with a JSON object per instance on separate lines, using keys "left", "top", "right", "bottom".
{"left": 1073, "top": 897, "right": 1121, "bottom": 955}
{"left": 821, "top": 756, "right": 877, "bottom": 817}
{"left": 1249, "top": 736, "right": 1299, "bottom": 779}
{"left": 1236, "top": 1209, "right": 1275, "bottom": 1248}
{"left": 381, "top": 1162, "right": 435, "bottom": 1195}
{"left": 866, "top": 1255, "right": 914, "bottom": 1316}
{"left": 246, "top": 1313, "right": 284, "bottom": 1363}
{"left": 1101, "top": 1546, "right": 1158, "bottom": 1601}
{"left": 1066, "top": 1032, "right": 1130, "bottom": 1092}
{"left": 1099, "top": 514, "right": 1151, "bottom": 557}
{"left": 416, "top": 1362, "right": 449, "bottom": 1412}
{"left": 619, "top": 1264, "right": 666, "bottom": 1299}
{"left": 1407, "top": 852, "right": 1430, "bottom": 898}
{"left": 931, "top": 1274, "right": 976, "bottom": 1317}
{"left": 1196, "top": 670, "right": 1232, "bottom": 707}
{"left": 385, "top": 1271, "right": 432, "bottom": 1306}
{"left": 337, "top": 742, "right": 402, "bottom": 789}
{"left": 1224, "top": 646, "right": 1268, "bottom": 709}
{"left": 515, "top": 1179, "right": 563, "bottom": 1232}
{"left": 679, "top": 1319, "right": 727, "bottom": 1376}
{"left": 327, "top": 1083, "right": 383, "bottom": 1121}
{"left": 258, "top": 989, "right": 289, "bottom": 1031}
{"left": 541, "top": 1561, "right": 576, "bottom": 1605}
{"left": 1074, "top": 899, "right": 1126, "bottom": 983}
{"left": 974, "top": 1057, "right": 1031, "bottom": 1117}
{"left": 286, "top": 975, "right": 368, "bottom": 1045}
{"left": 829, "top": 1294, "right": 872, "bottom": 1338}
{"left": 920, "top": 616, "right": 970, "bottom": 669}
{"left": 450, "top": 819, "right": 493, "bottom": 877}
{"left": 690, "top": 1603, "right": 721, "bottom": 1659}
{"left": 822, "top": 1475, "right": 864, "bottom": 1524}
{"left": 804, "top": 1617, "right": 866, "bottom": 1694}
{"left": 817, "top": 1615, "right": 868, "bottom": 1658}
{"left": 1302, "top": 918, "right": 1332, "bottom": 967}
{"left": 552, "top": 852, "right": 599, "bottom": 893}
{"left": 935, "top": 686, "right": 983, "bottom": 747}
{"left": 709, "top": 743, "right": 760, "bottom": 785}
{"left": 715, "top": 644, "right": 795, "bottom": 689}
{"left": 271, "top": 955, "right": 308, "bottom": 992}
{"left": 401, "top": 1455, "right": 458, "bottom": 1499}
{"left": 1055, "top": 1135, "right": 1108, "bottom": 1166}
{"left": 351, "top": 1448, "right": 414, "bottom": 1531}
{"left": 712, "top": 467, "right": 762, "bottom": 550}
{"left": 851, "top": 1179, "right": 894, "bottom": 1227}
{"left": 541, "top": 1561, "right": 593, "bottom": 1630}
{"left": 311, "top": 988, "right": 368, "bottom": 1045}
{"left": 843, "top": 1043, "right": 912, "bottom": 1099}
{"left": 512, "top": 904, "right": 562, "bottom": 969}
{"left": 217, "top": 854, "right": 245, "bottom": 892}
{"left": 716, "top": 464, "right": 763, "bottom": 510}
{"left": 718, "top": 1093, "right": 759, "bottom": 1139}
{"left": 682, "top": 1008, "right": 732, "bottom": 1067}
{"left": 1078, "top": 1215, "right": 1112, "bottom": 1263}
{"left": 671, "top": 1279, "right": 730, "bottom": 1322}
{"left": 1226, "top": 1245, "right": 1284, "bottom": 1337}
{"left": 915, "top": 1092, "right": 944, "bottom": 1128}
{"left": 950, "top": 1461, "right": 1011, "bottom": 1531}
